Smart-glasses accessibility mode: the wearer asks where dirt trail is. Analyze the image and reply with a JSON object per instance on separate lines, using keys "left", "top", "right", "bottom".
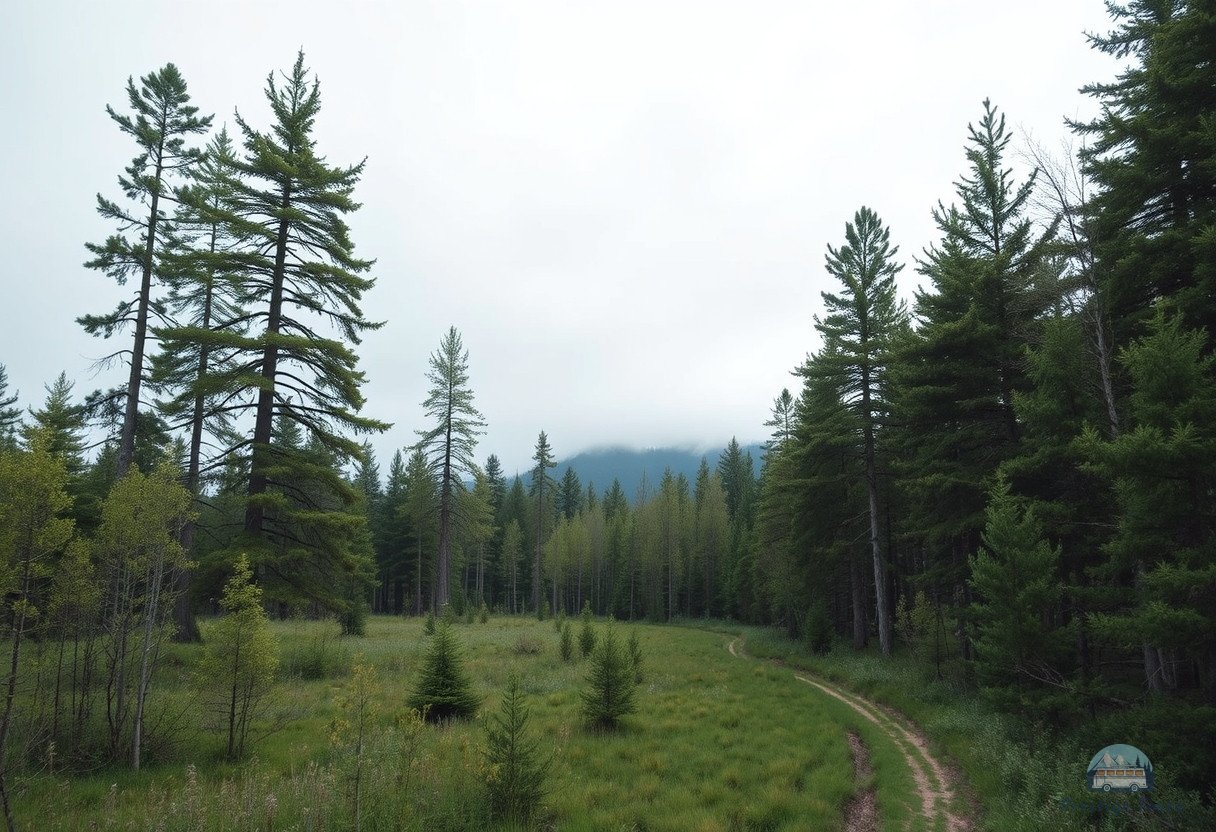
{"left": 727, "top": 637, "right": 970, "bottom": 832}
{"left": 845, "top": 730, "right": 879, "bottom": 832}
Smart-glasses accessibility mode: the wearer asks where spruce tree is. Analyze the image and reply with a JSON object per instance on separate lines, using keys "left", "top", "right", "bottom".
{"left": 1073, "top": 0, "right": 1216, "bottom": 340}
{"left": 0, "top": 365, "right": 19, "bottom": 452}
{"left": 483, "top": 675, "right": 551, "bottom": 824}
{"left": 557, "top": 466, "right": 583, "bottom": 519}
{"left": 893, "top": 100, "right": 1054, "bottom": 599}
{"left": 969, "top": 479, "right": 1072, "bottom": 717}
{"left": 581, "top": 621, "right": 636, "bottom": 730}
{"left": 530, "top": 432, "right": 557, "bottom": 612}
{"left": 416, "top": 327, "right": 486, "bottom": 610}
{"left": 81, "top": 64, "right": 212, "bottom": 476}
{"left": 1080, "top": 310, "right": 1216, "bottom": 694}
{"left": 408, "top": 621, "right": 480, "bottom": 721}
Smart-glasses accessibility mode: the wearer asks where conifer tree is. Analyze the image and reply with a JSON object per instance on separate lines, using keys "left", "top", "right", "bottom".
{"left": 581, "top": 621, "right": 636, "bottom": 730}
{"left": 149, "top": 128, "right": 248, "bottom": 642}
{"left": 1073, "top": 0, "right": 1216, "bottom": 339}
{"left": 501, "top": 519, "right": 524, "bottom": 614}
{"left": 762, "top": 389, "right": 796, "bottom": 454}
{"left": 810, "top": 206, "right": 907, "bottom": 655}
{"left": 578, "top": 600, "right": 597, "bottom": 657}
{"left": 1080, "top": 310, "right": 1216, "bottom": 693}
{"left": 0, "top": 366, "right": 19, "bottom": 452}
{"left": 530, "top": 432, "right": 557, "bottom": 611}
{"left": 408, "top": 621, "right": 480, "bottom": 721}
{"left": 81, "top": 64, "right": 212, "bottom": 476}
{"left": 199, "top": 52, "right": 387, "bottom": 606}
{"left": 558, "top": 466, "right": 583, "bottom": 519}
{"left": 969, "top": 479, "right": 1072, "bottom": 716}
{"left": 483, "top": 675, "right": 551, "bottom": 824}
{"left": 893, "top": 100, "right": 1054, "bottom": 598}
{"left": 417, "top": 327, "right": 486, "bottom": 609}
{"left": 403, "top": 448, "right": 437, "bottom": 613}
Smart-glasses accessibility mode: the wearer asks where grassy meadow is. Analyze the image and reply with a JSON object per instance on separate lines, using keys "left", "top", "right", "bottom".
{"left": 19, "top": 615, "right": 870, "bottom": 832}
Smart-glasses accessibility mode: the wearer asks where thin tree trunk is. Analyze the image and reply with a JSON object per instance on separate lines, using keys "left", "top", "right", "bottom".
{"left": 132, "top": 551, "right": 168, "bottom": 770}
{"left": 116, "top": 142, "right": 166, "bottom": 478}
{"left": 0, "top": 558, "right": 35, "bottom": 832}
{"left": 436, "top": 397, "right": 453, "bottom": 610}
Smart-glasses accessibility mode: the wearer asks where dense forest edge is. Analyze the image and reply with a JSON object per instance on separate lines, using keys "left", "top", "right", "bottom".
{"left": 2, "top": 2, "right": 1215, "bottom": 830}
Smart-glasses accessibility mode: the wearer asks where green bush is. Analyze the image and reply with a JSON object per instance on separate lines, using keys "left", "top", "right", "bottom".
{"left": 423, "top": 611, "right": 436, "bottom": 636}
{"left": 281, "top": 624, "right": 352, "bottom": 680}
{"left": 560, "top": 621, "right": 574, "bottom": 662}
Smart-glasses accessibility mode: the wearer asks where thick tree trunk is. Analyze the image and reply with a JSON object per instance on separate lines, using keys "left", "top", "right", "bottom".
{"left": 244, "top": 184, "right": 292, "bottom": 536}
{"left": 850, "top": 551, "right": 868, "bottom": 649}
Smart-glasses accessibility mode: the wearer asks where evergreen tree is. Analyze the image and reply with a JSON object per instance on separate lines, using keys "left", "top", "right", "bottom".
{"left": 762, "top": 389, "right": 796, "bottom": 454}
{"left": 80, "top": 64, "right": 212, "bottom": 476}
{"left": 403, "top": 448, "right": 437, "bottom": 614}
{"left": 501, "top": 519, "right": 524, "bottom": 614}
{"left": 530, "top": 432, "right": 557, "bottom": 612}
{"left": 810, "top": 206, "right": 908, "bottom": 655}
{"left": 482, "top": 675, "right": 551, "bottom": 825}
{"left": 557, "top": 466, "right": 583, "bottom": 519}
{"left": 21, "top": 373, "right": 85, "bottom": 474}
{"left": 0, "top": 365, "right": 20, "bottom": 452}
{"left": 408, "top": 621, "right": 480, "bottom": 721}
{"left": 1074, "top": 0, "right": 1216, "bottom": 339}
{"left": 458, "top": 467, "right": 496, "bottom": 607}
{"left": 203, "top": 52, "right": 387, "bottom": 607}
{"left": 893, "top": 100, "right": 1053, "bottom": 599}
{"left": 416, "top": 327, "right": 486, "bottom": 609}
{"left": 693, "top": 466, "right": 730, "bottom": 617}
{"left": 1080, "top": 310, "right": 1216, "bottom": 693}
{"left": 969, "top": 479, "right": 1073, "bottom": 717}
{"left": 580, "top": 621, "right": 636, "bottom": 730}
{"left": 578, "top": 600, "right": 597, "bottom": 657}
{"left": 374, "top": 450, "right": 410, "bottom": 613}
{"left": 150, "top": 126, "right": 251, "bottom": 641}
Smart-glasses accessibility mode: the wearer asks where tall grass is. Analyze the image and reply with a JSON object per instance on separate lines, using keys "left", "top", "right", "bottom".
{"left": 24, "top": 616, "right": 859, "bottom": 832}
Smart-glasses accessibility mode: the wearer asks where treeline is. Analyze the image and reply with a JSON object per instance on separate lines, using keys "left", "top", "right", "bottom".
{"left": 355, "top": 433, "right": 757, "bottom": 623}
{"left": 739, "top": 0, "right": 1215, "bottom": 794}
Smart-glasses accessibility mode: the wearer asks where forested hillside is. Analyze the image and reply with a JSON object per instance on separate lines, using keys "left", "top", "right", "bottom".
{"left": 1, "top": 1, "right": 1214, "bottom": 828}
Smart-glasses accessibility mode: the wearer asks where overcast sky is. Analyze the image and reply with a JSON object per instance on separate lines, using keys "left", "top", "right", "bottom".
{"left": 0, "top": 1, "right": 1117, "bottom": 476}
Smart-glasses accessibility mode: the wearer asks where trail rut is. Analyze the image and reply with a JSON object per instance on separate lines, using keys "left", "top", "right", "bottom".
{"left": 727, "top": 636, "right": 971, "bottom": 832}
